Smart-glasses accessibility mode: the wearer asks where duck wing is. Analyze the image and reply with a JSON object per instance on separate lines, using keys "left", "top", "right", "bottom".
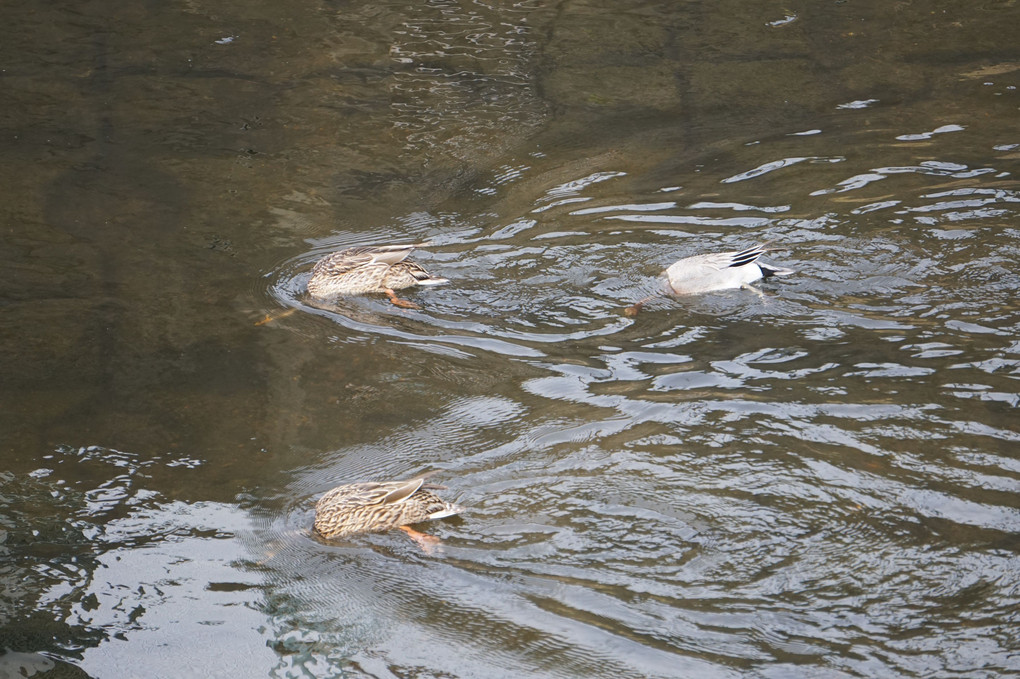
{"left": 355, "top": 477, "right": 427, "bottom": 506}
{"left": 718, "top": 243, "right": 767, "bottom": 269}
{"left": 312, "top": 243, "right": 429, "bottom": 277}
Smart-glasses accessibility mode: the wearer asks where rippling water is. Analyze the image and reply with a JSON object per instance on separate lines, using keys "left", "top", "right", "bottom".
{"left": 1, "top": 0, "right": 1018, "bottom": 677}
{"left": 254, "top": 121, "right": 1020, "bottom": 677}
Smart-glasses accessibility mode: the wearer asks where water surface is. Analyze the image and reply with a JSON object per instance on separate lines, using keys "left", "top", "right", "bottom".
{"left": 1, "top": 0, "right": 1018, "bottom": 677}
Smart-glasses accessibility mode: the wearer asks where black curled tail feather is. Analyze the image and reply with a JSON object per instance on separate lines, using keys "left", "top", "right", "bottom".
{"left": 759, "top": 263, "right": 796, "bottom": 278}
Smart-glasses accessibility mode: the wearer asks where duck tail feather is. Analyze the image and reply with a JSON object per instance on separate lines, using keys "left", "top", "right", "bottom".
{"left": 760, "top": 264, "right": 796, "bottom": 278}
{"left": 415, "top": 276, "right": 450, "bottom": 286}
{"left": 427, "top": 504, "right": 465, "bottom": 520}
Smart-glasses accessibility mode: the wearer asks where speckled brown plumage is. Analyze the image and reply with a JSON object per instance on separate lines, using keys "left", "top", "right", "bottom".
{"left": 306, "top": 243, "right": 448, "bottom": 299}
{"left": 313, "top": 476, "right": 463, "bottom": 539}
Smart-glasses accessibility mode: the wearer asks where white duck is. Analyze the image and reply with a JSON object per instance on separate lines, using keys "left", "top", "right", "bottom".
{"left": 626, "top": 243, "right": 794, "bottom": 315}
{"left": 664, "top": 243, "right": 795, "bottom": 295}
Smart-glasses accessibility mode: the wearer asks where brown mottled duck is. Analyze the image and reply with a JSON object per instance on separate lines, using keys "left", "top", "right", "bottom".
{"left": 313, "top": 475, "right": 463, "bottom": 551}
{"left": 306, "top": 243, "right": 448, "bottom": 308}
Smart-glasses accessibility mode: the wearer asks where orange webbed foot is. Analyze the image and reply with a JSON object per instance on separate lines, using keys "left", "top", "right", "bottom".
{"left": 255, "top": 309, "right": 297, "bottom": 325}
{"left": 399, "top": 525, "right": 442, "bottom": 554}
{"left": 386, "top": 289, "right": 421, "bottom": 309}
{"left": 624, "top": 294, "right": 659, "bottom": 317}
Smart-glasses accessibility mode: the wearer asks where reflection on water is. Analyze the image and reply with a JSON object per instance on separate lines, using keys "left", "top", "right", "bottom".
{"left": 0, "top": 448, "right": 273, "bottom": 677}
{"left": 1, "top": 0, "right": 1019, "bottom": 677}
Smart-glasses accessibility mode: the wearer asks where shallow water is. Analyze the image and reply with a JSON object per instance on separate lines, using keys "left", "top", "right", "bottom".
{"left": 2, "top": 0, "right": 1019, "bottom": 677}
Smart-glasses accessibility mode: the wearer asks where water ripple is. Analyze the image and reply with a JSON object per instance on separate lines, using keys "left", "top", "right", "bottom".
{"left": 248, "top": 72, "right": 1020, "bottom": 676}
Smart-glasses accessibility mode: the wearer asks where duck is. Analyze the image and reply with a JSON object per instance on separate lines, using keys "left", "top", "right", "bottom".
{"left": 307, "top": 243, "right": 448, "bottom": 308}
{"left": 313, "top": 474, "right": 463, "bottom": 550}
{"left": 625, "top": 243, "right": 795, "bottom": 315}
{"left": 664, "top": 243, "right": 795, "bottom": 295}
